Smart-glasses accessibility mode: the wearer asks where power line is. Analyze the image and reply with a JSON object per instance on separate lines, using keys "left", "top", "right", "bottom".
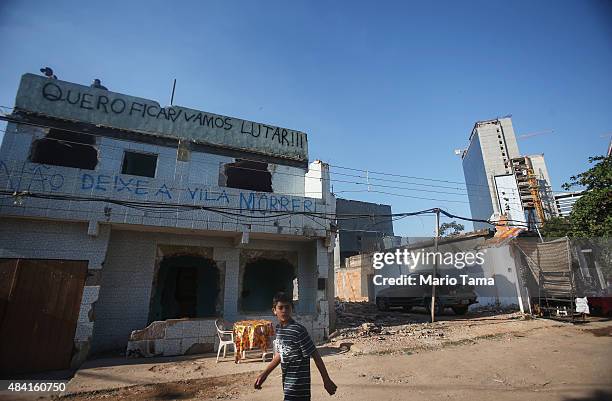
{"left": 0, "top": 150, "right": 516, "bottom": 202}
{"left": 1, "top": 189, "right": 535, "bottom": 229}
{"left": 0, "top": 112, "right": 573, "bottom": 195}
{"left": 0, "top": 109, "right": 561, "bottom": 225}
{"left": 329, "top": 164, "right": 571, "bottom": 194}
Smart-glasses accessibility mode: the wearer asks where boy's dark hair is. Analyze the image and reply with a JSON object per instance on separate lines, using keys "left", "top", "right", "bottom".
{"left": 272, "top": 292, "right": 293, "bottom": 308}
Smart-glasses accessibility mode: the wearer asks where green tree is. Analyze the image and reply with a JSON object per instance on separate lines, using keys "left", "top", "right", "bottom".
{"left": 541, "top": 216, "right": 572, "bottom": 238}
{"left": 562, "top": 155, "right": 612, "bottom": 238}
{"left": 439, "top": 221, "right": 464, "bottom": 237}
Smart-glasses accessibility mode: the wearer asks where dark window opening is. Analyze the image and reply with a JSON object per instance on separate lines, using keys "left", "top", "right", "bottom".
{"left": 149, "top": 255, "right": 220, "bottom": 321}
{"left": 340, "top": 251, "right": 359, "bottom": 267}
{"left": 317, "top": 278, "right": 326, "bottom": 291}
{"left": 241, "top": 259, "right": 295, "bottom": 312}
{"left": 30, "top": 129, "right": 97, "bottom": 170}
{"left": 222, "top": 159, "right": 272, "bottom": 192}
{"left": 122, "top": 151, "right": 157, "bottom": 178}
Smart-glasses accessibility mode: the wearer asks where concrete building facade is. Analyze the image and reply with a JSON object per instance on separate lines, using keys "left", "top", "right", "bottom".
{"left": 0, "top": 73, "right": 335, "bottom": 372}
{"left": 333, "top": 199, "right": 395, "bottom": 303}
{"left": 554, "top": 191, "right": 584, "bottom": 217}
{"left": 461, "top": 117, "right": 521, "bottom": 230}
{"left": 334, "top": 199, "right": 394, "bottom": 266}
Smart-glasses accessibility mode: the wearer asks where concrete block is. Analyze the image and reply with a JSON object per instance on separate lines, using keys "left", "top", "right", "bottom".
{"left": 180, "top": 337, "right": 199, "bottom": 354}
{"left": 162, "top": 338, "right": 181, "bottom": 356}
{"left": 181, "top": 321, "right": 200, "bottom": 338}
{"left": 200, "top": 321, "right": 216, "bottom": 337}
{"left": 165, "top": 322, "right": 183, "bottom": 339}
{"left": 129, "top": 320, "right": 167, "bottom": 341}
{"left": 153, "top": 339, "right": 164, "bottom": 355}
{"left": 126, "top": 339, "right": 164, "bottom": 358}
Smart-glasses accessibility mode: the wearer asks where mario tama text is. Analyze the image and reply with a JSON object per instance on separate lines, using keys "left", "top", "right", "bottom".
{"left": 372, "top": 273, "right": 495, "bottom": 287}
{"left": 371, "top": 249, "right": 494, "bottom": 287}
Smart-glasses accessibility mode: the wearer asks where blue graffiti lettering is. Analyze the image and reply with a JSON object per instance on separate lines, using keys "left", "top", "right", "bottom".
{"left": 217, "top": 190, "right": 229, "bottom": 204}
{"left": 240, "top": 192, "right": 255, "bottom": 210}
{"left": 28, "top": 165, "right": 51, "bottom": 191}
{"left": 205, "top": 189, "right": 217, "bottom": 201}
{"left": 95, "top": 175, "right": 111, "bottom": 191}
{"left": 135, "top": 180, "right": 148, "bottom": 195}
{"left": 81, "top": 173, "right": 94, "bottom": 190}
{"left": 155, "top": 183, "right": 172, "bottom": 199}
{"left": 257, "top": 194, "right": 268, "bottom": 211}
{"left": 49, "top": 174, "right": 64, "bottom": 190}
{"left": 187, "top": 187, "right": 199, "bottom": 200}
{"left": 269, "top": 195, "right": 279, "bottom": 211}
{"left": 280, "top": 196, "right": 289, "bottom": 211}
{"left": 303, "top": 199, "right": 313, "bottom": 212}
{"left": 115, "top": 176, "right": 133, "bottom": 192}
{"left": 0, "top": 161, "right": 18, "bottom": 190}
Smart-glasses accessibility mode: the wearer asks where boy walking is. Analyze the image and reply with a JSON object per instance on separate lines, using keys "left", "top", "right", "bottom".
{"left": 254, "top": 292, "right": 337, "bottom": 400}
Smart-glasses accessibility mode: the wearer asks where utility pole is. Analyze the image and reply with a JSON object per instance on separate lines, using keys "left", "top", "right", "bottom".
{"left": 430, "top": 208, "right": 440, "bottom": 323}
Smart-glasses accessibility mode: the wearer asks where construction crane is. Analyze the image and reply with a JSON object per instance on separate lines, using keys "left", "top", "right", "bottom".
{"left": 527, "top": 167, "right": 546, "bottom": 224}
{"left": 517, "top": 129, "right": 554, "bottom": 140}
{"left": 454, "top": 129, "right": 554, "bottom": 156}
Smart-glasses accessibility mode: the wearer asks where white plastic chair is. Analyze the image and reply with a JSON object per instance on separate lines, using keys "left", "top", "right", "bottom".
{"left": 215, "top": 319, "right": 236, "bottom": 363}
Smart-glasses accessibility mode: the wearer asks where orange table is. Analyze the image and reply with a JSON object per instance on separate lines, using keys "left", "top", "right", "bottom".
{"left": 233, "top": 319, "right": 275, "bottom": 362}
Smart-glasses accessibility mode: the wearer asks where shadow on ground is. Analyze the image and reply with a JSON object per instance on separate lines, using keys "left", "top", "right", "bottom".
{"left": 563, "top": 389, "right": 612, "bottom": 401}
{"left": 318, "top": 342, "right": 353, "bottom": 356}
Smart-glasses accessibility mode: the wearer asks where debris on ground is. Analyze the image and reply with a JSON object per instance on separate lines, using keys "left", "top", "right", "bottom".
{"left": 328, "top": 301, "right": 530, "bottom": 355}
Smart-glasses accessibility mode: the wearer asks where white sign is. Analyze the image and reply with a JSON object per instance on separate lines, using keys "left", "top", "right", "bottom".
{"left": 15, "top": 74, "right": 308, "bottom": 162}
{"left": 494, "top": 174, "right": 526, "bottom": 227}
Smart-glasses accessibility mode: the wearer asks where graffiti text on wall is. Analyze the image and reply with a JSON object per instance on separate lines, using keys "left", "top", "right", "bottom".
{"left": 0, "top": 161, "right": 316, "bottom": 214}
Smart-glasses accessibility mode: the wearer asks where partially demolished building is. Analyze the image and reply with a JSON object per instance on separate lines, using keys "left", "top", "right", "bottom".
{"left": 0, "top": 73, "right": 335, "bottom": 374}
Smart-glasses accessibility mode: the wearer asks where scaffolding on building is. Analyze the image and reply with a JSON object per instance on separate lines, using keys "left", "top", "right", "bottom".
{"left": 510, "top": 157, "right": 546, "bottom": 229}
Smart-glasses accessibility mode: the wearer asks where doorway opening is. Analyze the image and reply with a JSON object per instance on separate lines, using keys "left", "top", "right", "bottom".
{"left": 149, "top": 255, "right": 220, "bottom": 322}
{"left": 240, "top": 258, "right": 296, "bottom": 312}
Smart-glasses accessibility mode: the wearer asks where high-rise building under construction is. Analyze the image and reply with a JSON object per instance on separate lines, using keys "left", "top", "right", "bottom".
{"left": 461, "top": 117, "right": 555, "bottom": 230}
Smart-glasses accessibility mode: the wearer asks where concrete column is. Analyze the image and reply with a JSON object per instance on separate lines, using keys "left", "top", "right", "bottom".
{"left": 214, "top": 247, "right": 240, "bottom": 320}
{"left": 297, "top": 243, "right": 317, "bottom": 314}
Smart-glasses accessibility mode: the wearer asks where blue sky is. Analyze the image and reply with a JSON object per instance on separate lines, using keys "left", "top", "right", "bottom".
{"left": 1, "top": 0, "right": 610, "bottom": 236}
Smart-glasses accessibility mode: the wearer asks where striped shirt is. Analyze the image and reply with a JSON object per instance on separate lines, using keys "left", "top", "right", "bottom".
{"left": 274, "top": 319, "right": 317, "bottom": 401}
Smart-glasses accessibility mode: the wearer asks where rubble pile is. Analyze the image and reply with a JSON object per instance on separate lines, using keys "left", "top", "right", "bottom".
{"left": 469, "top": 304, "right": 521, "bottom": 314}
{"left": 331, "top": 301, "right": 447, "bottom": 341}
{"left": 330, "top": 321, "right": 446, "bottom": 341}
{"left": 329, "top": 301, "right": 529, "bottom": 354}
{"left": 335, "top": 301, "right": 420, "bottom": 329}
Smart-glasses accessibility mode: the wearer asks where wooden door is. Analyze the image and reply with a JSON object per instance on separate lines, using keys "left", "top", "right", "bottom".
{"left": 0, "top": 259, "right": 87, "bottom": 375}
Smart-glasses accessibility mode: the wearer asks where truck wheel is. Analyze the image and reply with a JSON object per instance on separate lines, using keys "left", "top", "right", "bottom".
{"left": 376, "top": 297, "right": 389, "bottom": 311}
{"left": 425, "top": 300, "right": 444, "bottom": 315}
{"left": 452, "top": 306, "right": 468, "bottom": 315}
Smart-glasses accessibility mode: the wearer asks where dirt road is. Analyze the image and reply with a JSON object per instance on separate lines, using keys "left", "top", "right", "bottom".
{"left": 48, "top": 317, "right": 611, "bottom": 401}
